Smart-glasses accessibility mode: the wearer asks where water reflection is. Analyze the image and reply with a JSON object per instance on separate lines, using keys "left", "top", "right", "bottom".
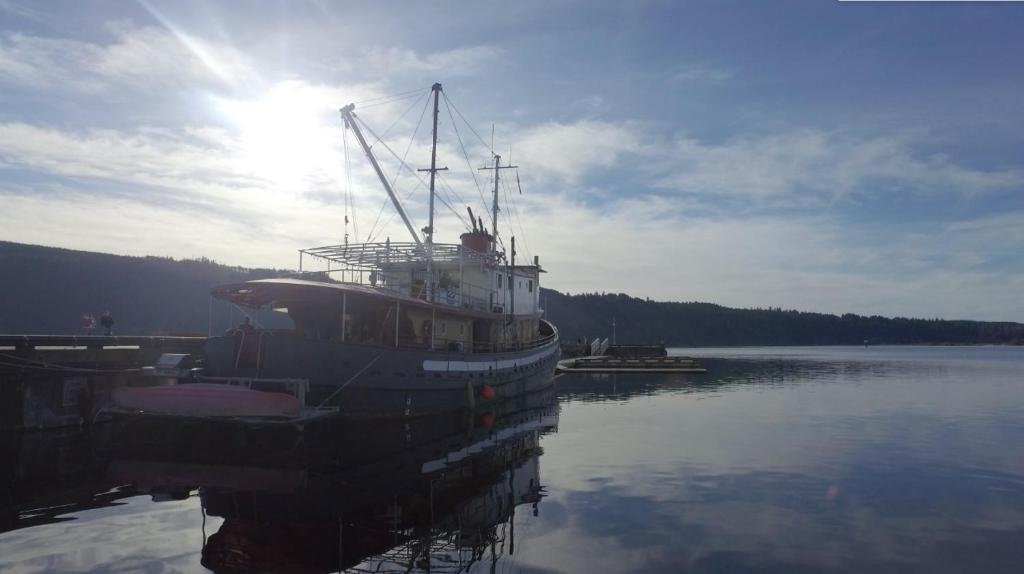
{"left": 5, "top": 348, "right": 1024, "bottom": 573}
{"left": 539, "top": 349, "right": 1024, "bottom": 574}
{"left": 1, "top": 390, "right": 558, "bottom": 573}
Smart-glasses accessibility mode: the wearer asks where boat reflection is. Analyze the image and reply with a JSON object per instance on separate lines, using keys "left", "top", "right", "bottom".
{"left": 97, "top": 388, "right": 558, "bottom": 573}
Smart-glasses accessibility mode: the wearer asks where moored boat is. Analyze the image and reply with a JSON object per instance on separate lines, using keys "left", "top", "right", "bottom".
{"left": 114, "top": 83, "right": 559, "bottom": 421}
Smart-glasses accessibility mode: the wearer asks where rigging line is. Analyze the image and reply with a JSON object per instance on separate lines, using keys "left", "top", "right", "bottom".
{"left": 358, "top": 114, "right": 457, "bottom": 242}
{"left": 503, "top": 169, "right": 533, "bottom": 261}
{"left": 342, "top": 122, "right": 353, "bottom": 244}
{"left": 355, "top": 114, "right": 419, "bottom": 243}
{"left": 435, "top": 174, "right": 472, "bottom": 230}
{"left": 389, "top": 91, "right": 432, "bottom": 192}
{"left": 371, "top": 89, "right": 430, "bottom": 150}
{"left": 500, "top": 172, "right": 529, "bottom": 259}
{"left": 352, "top": 86, "right": 430, "bottom": 107}
{"left": 436, "top": 170, "right": 469, "bottom": 208}
{"left": 442, "top": 93, "right": 490, "bottom": 214}
{"left": 443, "top": 91, "right": 493, "bottom": 154}
{"left": 435, "top": 189, "right": 471, "bottom": 230}
{"left": 368, "top": 182, "right": 424, "bottom": 244}
{"left": 362, "top": 93, "right": 431, "bottom": 242}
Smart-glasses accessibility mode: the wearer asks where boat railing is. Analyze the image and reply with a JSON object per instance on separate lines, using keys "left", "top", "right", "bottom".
{"left": 292, "top": 267, "right": 502, "bottom": 314}
{"left": 299, "top": 241, "right": 498, "bottom": 269}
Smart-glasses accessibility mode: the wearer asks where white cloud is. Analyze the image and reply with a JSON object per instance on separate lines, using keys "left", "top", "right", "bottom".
{"left": 653, "top": 129, "right": 1023, "bottom": 200}
{"left": 361, "top": 45, "right": 503, "bottom": 77}
{"left": 0, "top": 25, "right": 254, "bottom": 93}
{"left": 505, "top": 192, "right": 1024, "bottom": 321}
{"left": 512, "top": 120, "right": 645, "bottom": 184}
{"left": 668, "top": 64, "right": 733, "bottom": 85}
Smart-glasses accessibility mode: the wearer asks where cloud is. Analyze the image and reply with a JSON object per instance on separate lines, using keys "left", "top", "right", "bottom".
{"left": 503, "top": 191, "right": 1024, "bottom": 321}
{"left": 507, "top": 120, "right": 1021, "bottom": 204}
{"left": 361, "top": 45, "right": 503, "bottom": 77}
{"left": 0, "top": 25, "right": 254, "bottom": 94}
{"left": 512, "top": 120, "right": 645, "bottom": 184}
{"left": 652, "top": 129, "right": 1023, "bottom": 201}
{"left": 0, "top": 122, "right": 260, "bottom": 198}
{"left": 668, "top": 64, "right": 733, "bottom": 85}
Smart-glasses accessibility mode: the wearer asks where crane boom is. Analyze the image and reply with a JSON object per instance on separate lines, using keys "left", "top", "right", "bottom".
{"left": 339, "top": 103, "right": 422, "bottom": 245}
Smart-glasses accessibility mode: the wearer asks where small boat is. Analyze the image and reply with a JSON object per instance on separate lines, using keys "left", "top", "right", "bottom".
{"left": 111, "top": 383, "right": 300, "bottom": 419}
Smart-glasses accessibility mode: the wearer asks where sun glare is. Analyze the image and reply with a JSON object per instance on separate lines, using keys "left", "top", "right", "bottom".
{"left": 217, "top": 82, "right": 342, "bottom": 191}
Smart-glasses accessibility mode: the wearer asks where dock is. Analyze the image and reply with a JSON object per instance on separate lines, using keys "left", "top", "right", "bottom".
{"left": 0, "top": 335, "right": 205, "bottom": 431}
{"left": 557, "top": 340, "right": 707, "bottom": 373}
{"left": 557, "top": 355, "right": 707, "bottom": 373}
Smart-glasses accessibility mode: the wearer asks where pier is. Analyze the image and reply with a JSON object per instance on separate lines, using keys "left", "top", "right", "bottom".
{"left": 557, "top": 355, "right": 707, "bottom": 373}
{"left": 557, "top": 342, "right": 707, "bottom": 373}
{"left": 0, "top": 335, "right": 205, "bottom": 430}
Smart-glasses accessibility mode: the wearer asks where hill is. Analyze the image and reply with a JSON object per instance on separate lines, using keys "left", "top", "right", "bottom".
{"left": 1, "top": 241, "right": 1022, "bottom": 345}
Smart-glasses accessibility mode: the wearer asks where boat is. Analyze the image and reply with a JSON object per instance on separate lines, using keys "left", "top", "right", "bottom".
{"left": 111, "top": 83, "right": 560, "bottom": 421}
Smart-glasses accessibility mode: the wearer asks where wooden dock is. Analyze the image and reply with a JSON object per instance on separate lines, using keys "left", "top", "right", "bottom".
{"left": 557, "top": 355, "right": 707, "bottom": 374}
{"left": 0, "top": 335, "right": 205, "bottom": 431}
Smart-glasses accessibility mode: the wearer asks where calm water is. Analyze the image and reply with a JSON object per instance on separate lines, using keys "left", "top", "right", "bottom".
{"left": 3, "top": 345, "right": 1024, "bottom": 573}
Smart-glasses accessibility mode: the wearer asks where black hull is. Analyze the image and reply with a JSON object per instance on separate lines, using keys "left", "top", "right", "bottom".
{"left": 203, "top": 320, "right": 560, "bottom": 418}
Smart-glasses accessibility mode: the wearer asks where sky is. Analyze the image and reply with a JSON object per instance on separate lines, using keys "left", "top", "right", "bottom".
{"left": 0, "top": 0, "right": 1022, "bottom": 321}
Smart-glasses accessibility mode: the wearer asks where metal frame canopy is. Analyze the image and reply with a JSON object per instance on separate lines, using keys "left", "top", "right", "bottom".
{"left": 300, "top": 241, "right": 498, "bottom": 270}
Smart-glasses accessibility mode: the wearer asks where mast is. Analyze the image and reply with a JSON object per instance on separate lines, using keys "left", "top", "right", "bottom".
{"left": 479, "top": 154, "right": 517, "bottom": 253}
{"left": 423, "top": 83, "right": 444, "bottom": 245}
{"left": 340, "top": 103, "right": 422, "bottom": 245}
{"left": 491, "top": 154, "right": 500, "bottom": 251}
{"left": 417, "top": 83, "right": 447, "bottom": 302}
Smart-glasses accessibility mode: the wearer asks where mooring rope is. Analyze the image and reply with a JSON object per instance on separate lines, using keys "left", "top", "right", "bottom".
{"left": 316, "top": 353, "right": 382, "bottom": 407}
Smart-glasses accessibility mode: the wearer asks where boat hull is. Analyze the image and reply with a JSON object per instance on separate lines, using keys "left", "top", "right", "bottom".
{"left": 202, "top": 321, "right": 560, "bottom": 418}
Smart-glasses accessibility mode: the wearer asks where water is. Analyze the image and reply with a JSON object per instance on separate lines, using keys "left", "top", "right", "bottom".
{"left": 3, "top": 346, "right": 1024, "bottom": 573}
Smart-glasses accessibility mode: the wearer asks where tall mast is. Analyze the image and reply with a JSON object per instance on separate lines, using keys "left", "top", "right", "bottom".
{"left": 417, "top": 83, "right": 447, "bottom": 302}
{"left": 479, "top": 153, "right": 517, "bottom": 253}
{"left": 417, "top": 83, "right": 446, "bottom": 246}
{"left": 491, "top": 154, "right": 501, "bottom": 251}
{"left": 340, "top": 103, "right": 421, "bottom": 244}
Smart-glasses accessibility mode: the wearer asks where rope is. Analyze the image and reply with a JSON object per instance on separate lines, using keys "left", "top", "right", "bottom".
{"left": 356, "top": 115, "right": 430, "bottom": 243}
{"left": 0, "top": 354, "right": 143, "bottom": 374}
{"left": 352, "top": 86, "right": 430, "bottom": 108}
{"left": 316, "top": 353, "right": 382, "bottom": 407}
{"left": 444, "top": 92, "right": 494, "bottom": 154}
{"left": 501, "top": 170, "right": 532, "bottom": 262}
{"left": 442, "top": 92, "right": 491, "bottom": 217}
{"left": 364, "top": 92, "right": 433, "bottom": 243}
{"left": 342, "top": 123, "right": 354, "bottom": 245}
{"left": 370, "top": 90, "right": 430, "bottom": 150}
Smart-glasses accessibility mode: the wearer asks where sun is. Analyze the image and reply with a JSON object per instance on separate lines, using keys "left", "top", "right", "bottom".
{"left": 216, "top": 81, "right": 343, "bottom": 191}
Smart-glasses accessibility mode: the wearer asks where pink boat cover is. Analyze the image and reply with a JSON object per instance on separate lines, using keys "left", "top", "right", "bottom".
{"left": 112, "top": 383, "right": 301, "bottom": 418}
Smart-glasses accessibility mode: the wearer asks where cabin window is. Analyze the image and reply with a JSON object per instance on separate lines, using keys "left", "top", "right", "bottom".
{"left": 441, "top": 322, "right": 447, "bottom": 335}
{"left": 528, "top": 279, "right": 533, "bottom": 292}
{"left": 459, "top": 324, "right": 465, "bottom": 335}
{"left": 497, "top": 274, "right": 502, "bottom": 288}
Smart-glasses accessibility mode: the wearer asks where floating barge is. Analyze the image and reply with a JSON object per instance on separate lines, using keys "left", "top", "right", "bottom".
{"left": 557, "top": 354, "right": 707, "bottom": 374}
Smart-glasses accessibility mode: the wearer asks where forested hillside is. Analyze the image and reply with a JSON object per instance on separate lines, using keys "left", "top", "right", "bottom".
{"left": 2, "top": 241, "right": 1022, "bottom": 345}
{"left": 542, "top": 291, "right": 1024, "bottom": 346}
{"left": 0, "top": 241, "right": 283, "bottom": 335}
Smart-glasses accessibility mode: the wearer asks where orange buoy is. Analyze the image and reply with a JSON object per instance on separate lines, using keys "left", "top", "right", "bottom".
{"left": 479, "top": 413, "right": 495, "bottom": 427}
{"left": 480, "top": 385, "right": 495, "bottom": 400}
